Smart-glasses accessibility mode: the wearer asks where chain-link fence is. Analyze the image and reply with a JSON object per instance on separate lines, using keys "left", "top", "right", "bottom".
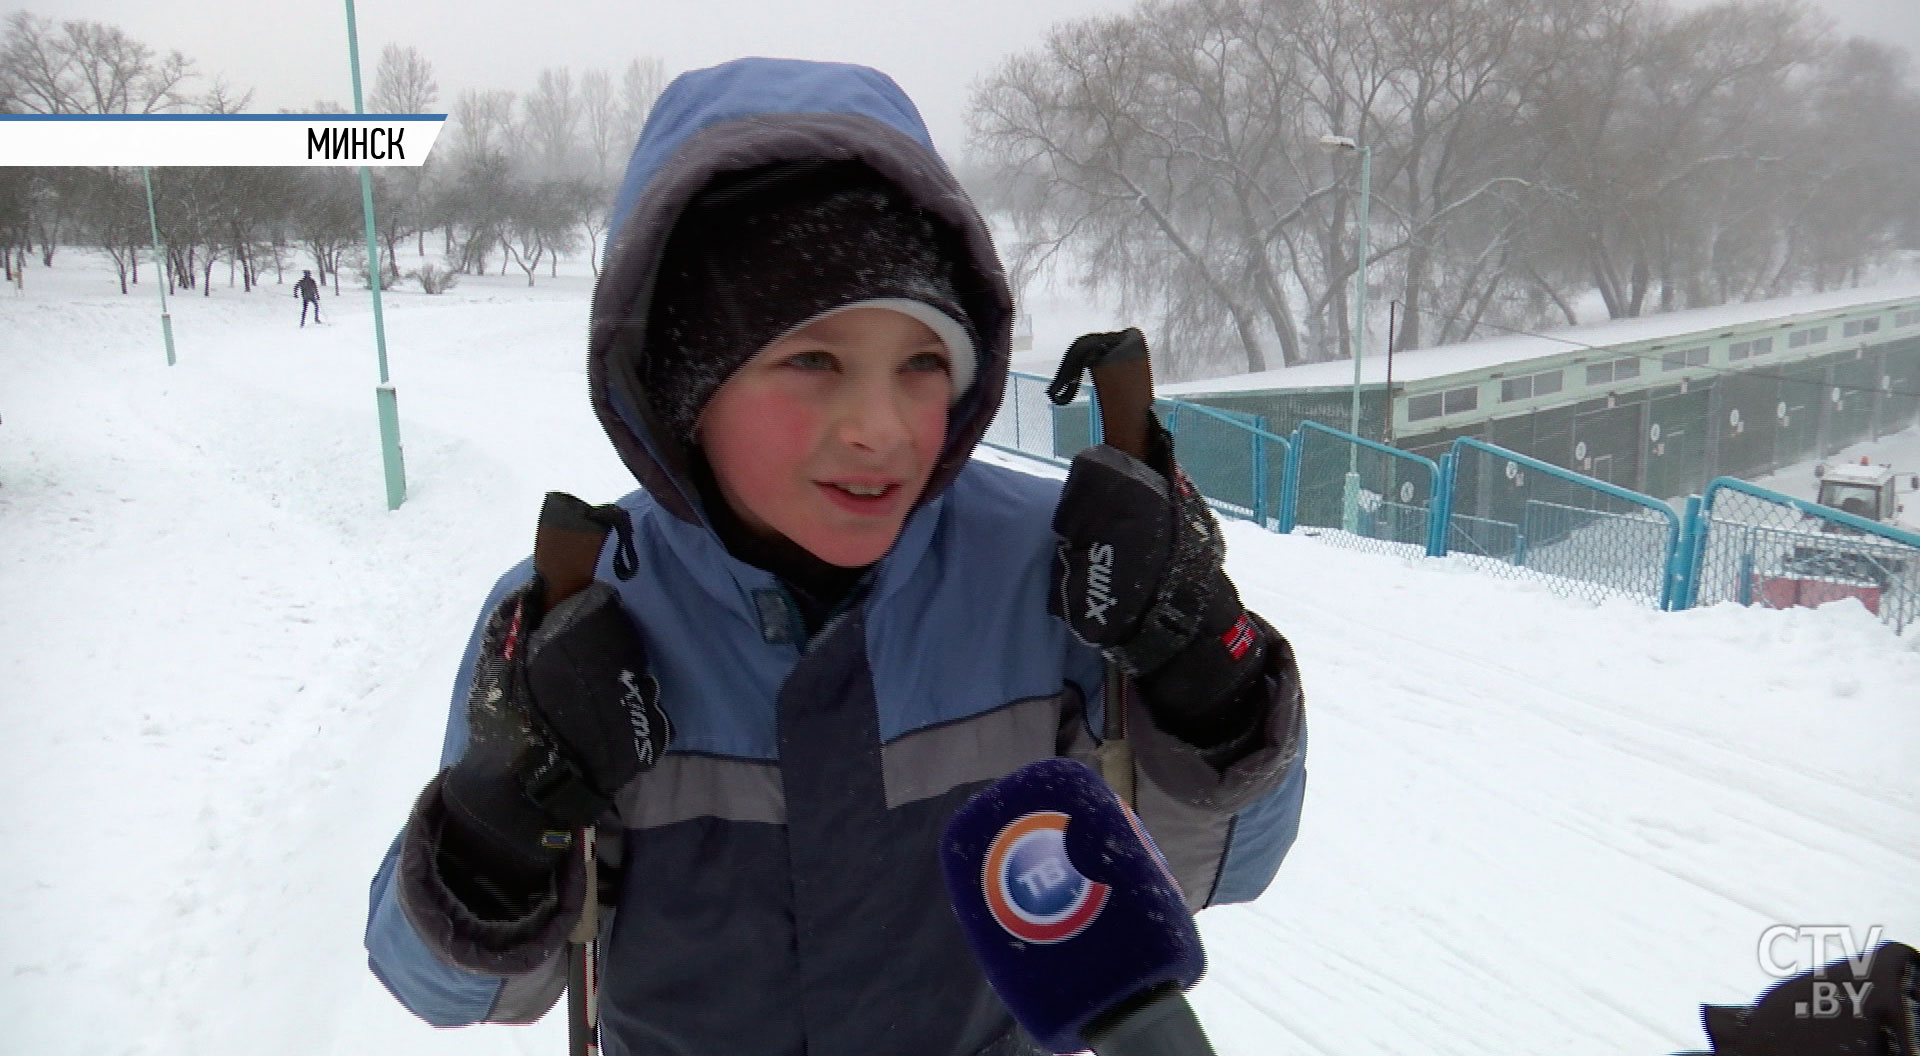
{"left": 1443, "top": 437, "right": 1684, "bottom": 607}
{"left": 981, "top": 371, "right": 1079, "bottom": 468}
{"left": 1685, "top": 477, "right": 1920, "bottom": 633}
{"left": 987, "top": 372, "right": 1289, "bottom": 524}
{"left": 1143, "top": 398, "right": 1272, "bottom": 522}
{"left": 1289, "top": 420, "right": 1440, "bottom": 559}
{"left": 989, "top": 369, "right": 1918, "bottom": 631}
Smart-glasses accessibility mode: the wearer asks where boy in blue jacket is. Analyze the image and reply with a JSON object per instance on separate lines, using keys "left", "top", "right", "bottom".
{"left": 365, "top": 56, "right": 1307, "bottom": 1056}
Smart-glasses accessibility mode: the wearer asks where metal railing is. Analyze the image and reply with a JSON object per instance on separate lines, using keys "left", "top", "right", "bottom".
{"left": 1439, "top": 437, "right": 1685, "bottom": 608}
{"left": 983, "top": 370, "right": 1918, "bottom": 631}
{"left": 1288, "top": 420, "right": 1441, "bottom": 560}
{"left": 1681, "top": 477, "right": 1920, "bottom": 633}
{"left": 980, "top": 371, "right": 1078, "bottom": 469}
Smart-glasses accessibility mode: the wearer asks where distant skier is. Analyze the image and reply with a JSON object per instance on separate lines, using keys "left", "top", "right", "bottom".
{"left": 294, "top": 270, "right": 321, "bottom": 326}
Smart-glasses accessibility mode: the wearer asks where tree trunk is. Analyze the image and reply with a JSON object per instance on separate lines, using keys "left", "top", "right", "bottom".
{"left": 202, "top": 253, "right": 214, "bottom": 297}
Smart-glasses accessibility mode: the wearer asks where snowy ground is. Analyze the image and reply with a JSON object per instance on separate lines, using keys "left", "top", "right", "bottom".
{"left": 3, "top": 253, "right": 1916, "bottom": 1056}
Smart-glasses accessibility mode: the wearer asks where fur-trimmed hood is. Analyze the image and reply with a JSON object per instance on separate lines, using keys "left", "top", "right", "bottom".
{"left": 586, "top": 57, "right": 1013, "bottom": 527}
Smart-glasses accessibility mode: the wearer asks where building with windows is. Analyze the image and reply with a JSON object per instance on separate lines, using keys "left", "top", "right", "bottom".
{"left": 1161, "top": 282, "right": 1920, "bottom": 502}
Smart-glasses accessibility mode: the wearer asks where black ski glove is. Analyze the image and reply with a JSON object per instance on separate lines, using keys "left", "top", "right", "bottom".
{"left": 438, "top": 579, "right": 671, "bottom": 919}
{"left": 1051, "top": 420, "right": 1270, "bottom": 749}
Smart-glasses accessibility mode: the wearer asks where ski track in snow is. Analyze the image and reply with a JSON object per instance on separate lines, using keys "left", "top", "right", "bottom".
{"left": 3, "top": 254, "right": 1916, "bottom": 1056}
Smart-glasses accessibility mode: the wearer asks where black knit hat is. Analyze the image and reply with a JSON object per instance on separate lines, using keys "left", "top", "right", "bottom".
{"left": 642, "top": 160, "right": 979, "bottom": 447}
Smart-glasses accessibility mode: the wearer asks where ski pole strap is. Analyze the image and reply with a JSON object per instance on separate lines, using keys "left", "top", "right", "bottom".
{"left": 1046, "top": 328, "right": 1149, "bottom": 407}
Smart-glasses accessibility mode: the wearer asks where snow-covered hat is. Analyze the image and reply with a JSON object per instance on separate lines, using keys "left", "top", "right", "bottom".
{"left": 642, "top": 160, "right": 979, "bottom": 446}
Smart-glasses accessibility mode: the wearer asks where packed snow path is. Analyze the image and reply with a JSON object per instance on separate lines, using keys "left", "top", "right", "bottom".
{"left": 2, "top": 258, "right": 1914, "bottom": 1056}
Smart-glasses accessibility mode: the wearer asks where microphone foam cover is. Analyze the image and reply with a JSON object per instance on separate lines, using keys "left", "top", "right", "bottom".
{"left": 940, "top": 758, "right": 1204, "bottom": 1053}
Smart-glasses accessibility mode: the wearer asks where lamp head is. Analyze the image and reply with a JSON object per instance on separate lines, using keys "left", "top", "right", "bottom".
{"left": 1318, "top": 133, "right": 1359, "bottom": 153}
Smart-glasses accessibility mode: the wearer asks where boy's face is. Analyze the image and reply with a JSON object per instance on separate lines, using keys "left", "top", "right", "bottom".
{"left": 698, "top": 305, "right": 954, "bottom": 568}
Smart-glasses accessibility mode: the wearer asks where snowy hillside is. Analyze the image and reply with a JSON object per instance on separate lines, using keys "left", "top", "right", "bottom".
{"left": 2, "top": 256, "right": 1915, "bottom": 1056}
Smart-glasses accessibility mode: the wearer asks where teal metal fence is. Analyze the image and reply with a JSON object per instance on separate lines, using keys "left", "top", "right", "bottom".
{"left": 1439, "top": 437, "right": 1685, "bottom": 608}
{"left": 980, "top": 371, "right": 1077, "bottom": 469}
{"left": 984, "top": 369, "right": 1917, "bottom": 631}
{"left": 1681, "top": 477, "right": 1920, "bottom": 633}
{"left": 1127, "top": 397, "right": 1271, "bottom": 522}
{"left": 1288, "top": 420, "right": 1441, "bottom": 560}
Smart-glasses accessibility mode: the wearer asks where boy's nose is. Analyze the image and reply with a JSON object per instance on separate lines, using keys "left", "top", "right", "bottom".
{"left": 831, "top": 384, "right": 912, "bottom": 453}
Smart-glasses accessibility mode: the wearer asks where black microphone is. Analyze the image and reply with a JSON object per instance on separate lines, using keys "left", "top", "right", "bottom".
{"left": 940, "top": 758, "right": 1219, "bottom": 1055}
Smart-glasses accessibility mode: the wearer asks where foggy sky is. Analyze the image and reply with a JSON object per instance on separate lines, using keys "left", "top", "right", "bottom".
{"left": 25, "top": 0, "right": 1920, "bottom": 163}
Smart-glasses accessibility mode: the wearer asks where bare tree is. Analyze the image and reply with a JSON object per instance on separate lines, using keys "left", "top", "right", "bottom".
{"left": 581, "top": 68, "right": 622, "bottom": 183}
{"left": 618, "top": 57, "right": 664, "bottom": 156}
{"left": 502, "top": 179, "right": 584, "bottom": 285}
{"left": 1, "top": 12, "right": 196, "bottom": 114}
{"left": 972, "top": 1, "right": 1339, "bottom": 375}
{"left": 523, "top": 67, "right": 583, "bottom": 180}
{"left": 971, "top": 0, "right": 1911, "bottom": 379}
{"left": 447, "top": 88, "right": 515, "bottom": 163}
{"left": 368, "top": 44, "right": 438, "bottom": 114}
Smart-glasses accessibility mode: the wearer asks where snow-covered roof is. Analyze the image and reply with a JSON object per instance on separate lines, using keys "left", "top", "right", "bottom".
{"left": 1162, "top": 278, "right": 1920, "bottom": 397}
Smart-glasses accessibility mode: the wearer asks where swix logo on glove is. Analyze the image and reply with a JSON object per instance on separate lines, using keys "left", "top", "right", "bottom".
{"left": 617, "top": 668, "right": 669, "bottom": 768}
{"left": 1050, "top": 446, "right": 1176, "bottom": 650}
{"left": 1084, "top": 542, "right": 1117, "bottom": 625}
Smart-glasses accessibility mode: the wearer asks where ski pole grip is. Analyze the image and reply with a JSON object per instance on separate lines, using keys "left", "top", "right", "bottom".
{"left": 1092, "top": 354, "right": 1154, "bottom": 462}
{"left": 535, "top": 492, "right": 613, "bottom": 614}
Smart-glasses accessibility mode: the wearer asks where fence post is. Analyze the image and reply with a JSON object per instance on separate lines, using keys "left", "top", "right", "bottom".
{"left": 1664, "top": 495, "right": 1702, "bottom": 611}
{"left": 1737, "top": 551, "right": 1754, "bottom": 607}
{"left": 1251, "top": 416, "right": 1269, "bottom": 528}
{"left": 1012, "top": 379, "right": 1022, "bottom": 453}
{"left": 1280, "top": 430, "right": 1304, "bottom": 534}
{"left": 1428, "top": 451, "right": 1456, "bottom": 557}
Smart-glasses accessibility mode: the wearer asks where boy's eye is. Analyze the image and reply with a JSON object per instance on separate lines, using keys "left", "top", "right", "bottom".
{"left": 782, "top": 350, "right": 837, "bottom": 371}
{"left": 904, "top": 351, "right": 950, "bottom": 374}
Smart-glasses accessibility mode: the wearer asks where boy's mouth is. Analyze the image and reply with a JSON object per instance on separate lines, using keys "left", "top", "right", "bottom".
{"left": 818, "top": 479, "right": 901, "bottom": 513}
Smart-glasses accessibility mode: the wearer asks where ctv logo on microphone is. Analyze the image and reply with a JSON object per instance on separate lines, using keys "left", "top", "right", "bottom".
{"left": 982, "top": 811, "right": 1111, "bottom": 943}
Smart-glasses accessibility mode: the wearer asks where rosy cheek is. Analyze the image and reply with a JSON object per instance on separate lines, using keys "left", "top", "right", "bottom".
{"left": 910, "top": 403, "right": 949, "bottom": 470}
{"left": 729, "top": 386, "right": 820, "bottom": 453}
{"left": 702, "top": 384, "right": 820, "bottom": 516}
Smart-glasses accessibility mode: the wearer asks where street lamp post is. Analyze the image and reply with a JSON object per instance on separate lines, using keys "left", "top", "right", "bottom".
{"left": 1320, "top": 133, "right": 1372, "bottom": 533}
{"left": 343, "top": 0, "right": 407, "bottom": 510}
{"left": 140, "top": 167, "right": 176, "bottom": 366}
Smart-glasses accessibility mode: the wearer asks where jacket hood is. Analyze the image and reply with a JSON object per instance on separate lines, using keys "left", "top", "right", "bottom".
{"left": 587, "top": 57, "right": 1012, "bottom": 527}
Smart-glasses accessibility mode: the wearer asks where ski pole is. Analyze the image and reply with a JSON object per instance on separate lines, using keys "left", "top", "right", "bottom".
{"left": 564, "top": 828, "right": 600, "bottom": 1056}
{"left": 531, "top": 492, "right": 617, "bottom": 1056}
{"left": 1048, "top": 329, "right": 1157, "bottom": 808}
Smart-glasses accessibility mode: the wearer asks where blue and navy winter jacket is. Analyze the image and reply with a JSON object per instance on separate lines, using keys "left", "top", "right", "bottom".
{"left": 365, "top": 56, "right": 1308, "bottom": 1056}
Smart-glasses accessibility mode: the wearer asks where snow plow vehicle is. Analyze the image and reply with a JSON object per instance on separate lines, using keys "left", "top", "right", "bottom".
{"left": 1753, "top": 458, "right": 1920, "bottom": 614}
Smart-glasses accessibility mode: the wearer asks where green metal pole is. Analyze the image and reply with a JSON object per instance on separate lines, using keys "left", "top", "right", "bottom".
{"left": 140, "top": 167, "right": 176, "bottom": 366}
{"left": 344, "top": 0, "right": 406, "bottom": 510}
{"left": 1341, "top": 144, "right": 1372, "bottom": 533}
